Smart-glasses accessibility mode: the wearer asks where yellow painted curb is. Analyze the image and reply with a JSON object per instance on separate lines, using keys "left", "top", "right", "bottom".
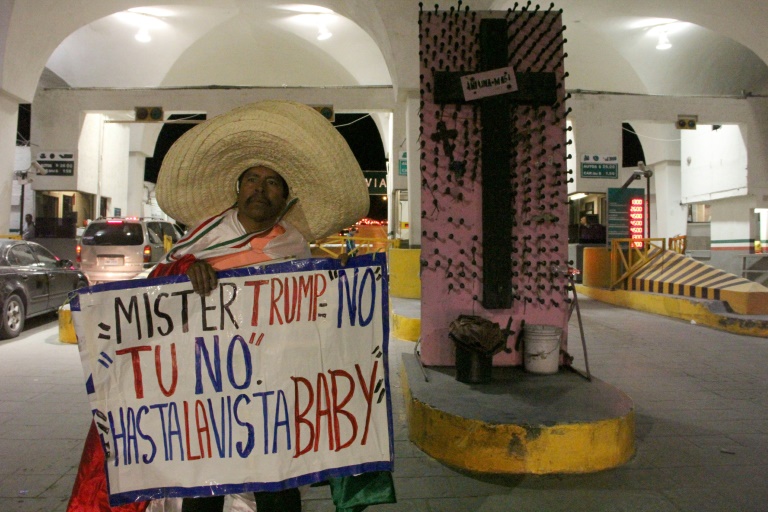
{"left": 719, "top": 286, "right": 768, "bottom": 316}
{"left": 58, "top": 306, "right": 77, "bottom": 344}
{"left": 575, "top": 285, "right": 768, "bottom": 338}
{"left": 389, "top": 248, "right": 421, "bottom": 299}
{"left": 392, "top": 312, "right": 420, "bottom": 342}
{"left": 401, "top": 368, "right": 635, "bottom": 474}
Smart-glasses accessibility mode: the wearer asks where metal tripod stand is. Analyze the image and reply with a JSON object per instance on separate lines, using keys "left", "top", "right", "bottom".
{"left": 565, "top": 267, "right": 591, "bottom": 381}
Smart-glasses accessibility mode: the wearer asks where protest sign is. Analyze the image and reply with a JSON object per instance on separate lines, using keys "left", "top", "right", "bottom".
{"left": 72, "top": 254, "right": 392, "bottom": 505}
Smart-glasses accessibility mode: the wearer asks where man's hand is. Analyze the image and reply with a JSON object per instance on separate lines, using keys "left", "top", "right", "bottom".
{"left": 186, "top": 260, "right": 218, "bottom": 296}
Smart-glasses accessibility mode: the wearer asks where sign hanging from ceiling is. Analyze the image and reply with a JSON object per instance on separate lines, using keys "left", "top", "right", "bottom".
{"left": 36, "top": 151, "right": 75, "bottom": 176}
{"left": 581, "top": 154, "right": 619, "bottom": 179}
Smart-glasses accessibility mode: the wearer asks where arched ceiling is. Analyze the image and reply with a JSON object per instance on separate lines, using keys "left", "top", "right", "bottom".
{"left": 489, "top": 0, "right": 768, "bottom": 96}
{"left": 35, "top": 1, "right": 768, "bottom": 97}
{"left": 44, "top": 2, "right": 392, "bottom": 89}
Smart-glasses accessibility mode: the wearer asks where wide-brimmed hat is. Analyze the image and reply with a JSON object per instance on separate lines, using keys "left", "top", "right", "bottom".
{"left": 155, "top": 101, "right": 369, "bottom": 241}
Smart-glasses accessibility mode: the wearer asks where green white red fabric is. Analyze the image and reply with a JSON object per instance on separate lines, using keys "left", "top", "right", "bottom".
{"left": 162, "top": 206, "right": 310, "bottom": 265}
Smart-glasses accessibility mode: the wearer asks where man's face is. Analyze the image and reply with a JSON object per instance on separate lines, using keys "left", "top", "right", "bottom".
{"left": 236, "top": 166, "right": 288, "bottom": 227}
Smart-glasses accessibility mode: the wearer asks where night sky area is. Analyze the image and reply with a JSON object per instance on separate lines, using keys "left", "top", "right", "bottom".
{"left": 622, "top": 122, "right": 646, "bottom": 167}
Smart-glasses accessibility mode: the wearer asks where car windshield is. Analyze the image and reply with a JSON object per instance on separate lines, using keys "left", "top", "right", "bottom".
{"left": 81, "top": 222, "right": 143, "bottom": 246}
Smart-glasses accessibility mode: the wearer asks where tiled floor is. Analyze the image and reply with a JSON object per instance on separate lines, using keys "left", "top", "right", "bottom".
{"left": 1, "top": 296, "right": 767, "bottom": 511}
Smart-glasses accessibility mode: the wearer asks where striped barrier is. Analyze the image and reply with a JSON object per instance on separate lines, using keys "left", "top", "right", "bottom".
{"left": 627, "top": 249, "right": 768, "bottom": 315}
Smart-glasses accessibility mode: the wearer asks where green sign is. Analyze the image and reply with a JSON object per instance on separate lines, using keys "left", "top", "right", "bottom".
{"left": 580, "top": 154, "right": 619, "bottom": 179}
{"left": 398, "top": 151, "right": 407, "bottom": 176}
{"left": 581, "top": 163, "right": 618, "bottom": 179}
{"left": 363, "top": 170, "right": 387, "bottom": 194}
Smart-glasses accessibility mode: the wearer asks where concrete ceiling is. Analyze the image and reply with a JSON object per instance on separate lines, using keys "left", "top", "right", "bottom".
{"left": 39, "top": 1, "right": 768, "bottom": 97}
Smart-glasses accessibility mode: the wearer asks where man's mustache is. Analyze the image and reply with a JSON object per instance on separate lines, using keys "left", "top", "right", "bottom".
{"left": 245, "top": 193, "right": 270, "bottom": 205}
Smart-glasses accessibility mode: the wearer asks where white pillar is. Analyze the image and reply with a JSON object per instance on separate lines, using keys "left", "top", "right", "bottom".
{"left": 405, "top": 93, "right": 421, "bottom": 247}
{"left": 709, "top": 195, "right": 758, "bottom": 275}
{"left": 127, "top": 154, "right": 146, "bottom": 217}
{"left": 651, "top": 160, "right": 687, "bottom": 241}
{"left": 0, "top": 94, "right": 20, "bottom": 234}
{"left": 759, "top": 209, "right": 768, "bottom": 250}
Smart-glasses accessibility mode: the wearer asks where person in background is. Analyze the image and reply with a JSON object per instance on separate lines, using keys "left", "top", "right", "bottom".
{"left": 22, "top": 213, "right": 35, "bottom": 239}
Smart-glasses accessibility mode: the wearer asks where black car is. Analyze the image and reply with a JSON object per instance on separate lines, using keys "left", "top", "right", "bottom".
{"left": 0, "top": 239, "right": 88, "bottom": 339}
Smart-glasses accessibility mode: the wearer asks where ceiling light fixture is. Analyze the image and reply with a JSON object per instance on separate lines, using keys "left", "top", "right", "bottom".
{"left": 656, "top": 32, "right": 672, "bottom": 50}
{"left": 317, "top": 24, "right": 332, "bottom": 40}
{"left": 280, "top": 4, "right": 334, "bottom": 14}
{"left": 115, "top": 9, "right": 168, "bottom": 43}
{"left": 135, "top": 27, "right": 151, "bottom": 43}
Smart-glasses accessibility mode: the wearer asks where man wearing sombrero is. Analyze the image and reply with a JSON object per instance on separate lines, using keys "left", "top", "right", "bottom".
{"left": 67, "top": 101, "right": 395, "bottom": 512}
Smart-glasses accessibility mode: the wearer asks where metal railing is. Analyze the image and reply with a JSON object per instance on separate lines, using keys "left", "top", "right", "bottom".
{"left": 610, "top": 238, "right": 666, "bottom": 289}
{"left": 668, "top": 235, "right": 687, "bottom": 254}
{"left": 312, "top": 234, "right": 399, "bottom": 259}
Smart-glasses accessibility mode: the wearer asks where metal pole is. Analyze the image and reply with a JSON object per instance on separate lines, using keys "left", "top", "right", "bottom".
{"left": 19, "top": 183, "right": 25, "bottom": 236}
{"left": 646, "top": 175, "right": 651, "bottom": 239}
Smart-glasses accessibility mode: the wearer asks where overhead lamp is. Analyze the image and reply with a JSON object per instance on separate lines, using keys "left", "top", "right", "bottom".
{"left": 569, "top": 192, "right": 587, "bottom": 200}
{"left": 135, "top": 27, "right": 151, "bottom": 43}
{"left": 115, "top": 9, "right": 167, "bottom": 43}
{"left": 656, "top": 33, "right": 671, "bottom": 50}
{"left": 317, "top": 24, "right": 332, "bottom": 40}
{"left": 280, "top": 4, "right": 334, "bottom": 14}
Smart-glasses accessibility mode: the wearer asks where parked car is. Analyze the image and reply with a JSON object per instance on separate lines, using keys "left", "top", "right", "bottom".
{"left": 0, "top": 239, "right": 88, "bottom": 339}
{"left": 77, "top": 217, "right": 181, "bottom": 284}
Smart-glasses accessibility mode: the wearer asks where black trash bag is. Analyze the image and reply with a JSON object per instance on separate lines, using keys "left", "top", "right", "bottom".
{"left": 448, "top": 314, "right": 507, "bottom": 356}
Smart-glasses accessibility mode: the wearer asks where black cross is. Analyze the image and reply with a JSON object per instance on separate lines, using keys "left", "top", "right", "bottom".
{"left": 433, "top": 18, "right": 557, "bottom": 309}
{"left": 430, "top": 121, "right": 467, "bottom": 179}
{"left": 430, "top": 121, "right": 458, "bottom": 161}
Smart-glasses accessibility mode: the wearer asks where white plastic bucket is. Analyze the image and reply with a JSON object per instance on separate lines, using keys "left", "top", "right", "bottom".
{"left": 523, "top": 324, "right": 562, "bottom": 374}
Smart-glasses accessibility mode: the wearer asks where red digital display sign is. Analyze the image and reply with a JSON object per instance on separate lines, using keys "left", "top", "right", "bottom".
{"left": 629, "top": 198, "right": 644, "bottom": 248}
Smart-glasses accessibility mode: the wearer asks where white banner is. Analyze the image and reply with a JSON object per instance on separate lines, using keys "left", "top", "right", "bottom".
{"left": 72, "top": 255, "right": 392, "bottom": 505}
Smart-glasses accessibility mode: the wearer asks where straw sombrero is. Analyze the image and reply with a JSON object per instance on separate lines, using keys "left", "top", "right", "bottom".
{"left": 155, "top": 101, "right": 369, "bottom": 241}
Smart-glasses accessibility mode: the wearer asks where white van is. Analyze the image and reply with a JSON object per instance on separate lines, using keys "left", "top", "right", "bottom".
{"left": 77, "top": 217, "right": 181, "bottom": 283}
